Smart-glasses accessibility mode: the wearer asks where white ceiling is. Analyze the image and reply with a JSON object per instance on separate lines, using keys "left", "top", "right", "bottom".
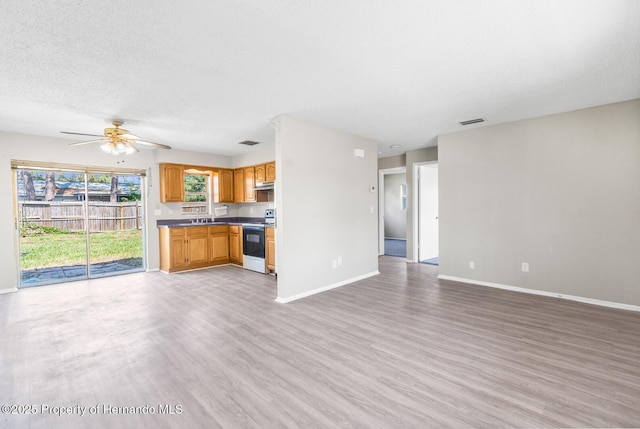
{"left": 1, "top": 1, "right": 638, "bottom": 158}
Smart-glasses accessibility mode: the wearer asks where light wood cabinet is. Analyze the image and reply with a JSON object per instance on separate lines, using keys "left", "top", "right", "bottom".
{"left": 159, "top": 163, "right": 184, "bottom": 202}
{"left": 186, "top": 227, "right": 209, "bottom": 266}
{"left": 166, "top": 228, "right": 187, "bottom": 270}
{"left": 244, "top": 167, "right": 256, "bottom": 202}
{"left": 160, "top": 226, "right": 209, "bottom": 272}
{"left": 159, "top": 161, "right": 274, "bottom": 205}
{"left": 234, "top": 169, "right": 245, "bottom": 203}
{"left": 229, "top": 225, "right": 243, "bottom": 264}
{"left": 266, "top": 162, "right": 276, "bottom": 182}
{"left": 218, "top": 169, "right": 234, "bottom": 203}
{"left": 255, "top": 164, "right": 266, "bottom": 182}
{"left": 160, "top": 225, "right": 236, "bottom": 273}
{"left": 233, "top": 166, "right": 260, "bottom": 203}
{"left": 209, "top": 225, "right": 230, "bottom": 263}
{"left": 266, "top": 226, "right": 275, "bottom": 272}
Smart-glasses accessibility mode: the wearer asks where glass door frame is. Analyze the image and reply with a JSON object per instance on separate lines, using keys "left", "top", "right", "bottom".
{"left": 12, "top": 161, "right": 147, "bottom": 288}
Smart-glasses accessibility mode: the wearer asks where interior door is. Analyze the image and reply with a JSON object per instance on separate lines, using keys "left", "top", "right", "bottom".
{"left": 418, "top": 163, "right": 439, "bottom": 261}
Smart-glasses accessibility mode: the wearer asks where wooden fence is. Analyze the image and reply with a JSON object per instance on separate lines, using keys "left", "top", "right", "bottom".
{"left": 19, "top": 201, "right": 143, "bottom": 232}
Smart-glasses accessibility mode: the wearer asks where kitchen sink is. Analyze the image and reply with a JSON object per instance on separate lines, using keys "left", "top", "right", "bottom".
{"left": 176, "top": 220, "right": 228, "bottom": 226}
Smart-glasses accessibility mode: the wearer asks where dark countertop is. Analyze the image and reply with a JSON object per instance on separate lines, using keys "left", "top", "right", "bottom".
{"left": 157, "top": 217, "right": 273, "bottom": 228}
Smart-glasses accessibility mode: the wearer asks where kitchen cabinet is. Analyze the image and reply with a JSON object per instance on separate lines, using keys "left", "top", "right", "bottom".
{"left": 244, "top": 167, "right": 256, "bottom": 202}
{"left": 265, "top": 162, "right": 276, "bottom": 182}
{"left": 234, "top": 168, "right": 245, "bottom": 202}
{"left": 218, "top": 169, "right": 234, "bottom": 203}
{"left": 160, "top": 163, "right": 236, "bottom": 204}
{"left": 159, "top": 163, "right": 184, "bottom": 202}
{"left": 165, "top": 228, "right": 187, "bottom": 270}
{"left": 266, "top": 226, "right": 275, "bottom": 272}
{"left": 255, "top": 164, "right": 266, "bottom": 182}
{"left": 159, "top": 226, "right": 209, "bottom": 272}
{"left": 229, "top": 225, "right": 243, "bottom": 264}
{"left": 186, "top": 227, "right": 209, "bottom": 266}
{"left": 209, "top": 225, "right": 230, "bottom": 263}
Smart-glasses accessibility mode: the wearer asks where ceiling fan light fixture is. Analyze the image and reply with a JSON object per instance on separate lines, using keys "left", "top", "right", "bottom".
{"left": 100, "top": 142, "right": 114, "bottom": 153}
{"left": 65, "top": 120, "right": 171, "bottom": 154}
{"left": 100, "top": 140, "right": 136, "bottom": 155}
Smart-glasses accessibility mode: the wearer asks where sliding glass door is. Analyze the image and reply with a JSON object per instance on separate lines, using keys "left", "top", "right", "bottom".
{"left": 86, "top": 173, "right": 144, "bottom": 277}
{"left": 15, "top": 166, "right": 145, "bottom": 287}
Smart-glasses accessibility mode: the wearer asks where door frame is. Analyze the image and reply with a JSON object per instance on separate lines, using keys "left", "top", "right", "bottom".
{"left": 412, "top": 161, "right": 438, "bottom": 263}
{"left": 12, "top": 161, "right": 147, "bottom": 287}
{"left": 378, "top": 166, "right": 406, "bottom": 256}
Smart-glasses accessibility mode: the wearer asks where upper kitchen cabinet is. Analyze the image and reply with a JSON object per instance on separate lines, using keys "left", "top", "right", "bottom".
{"left": 266, "top": 162, "right": 276, "bottom": 181}
{"left": 234, "top": 168, "right": 245, "bottom": 202}
{"left": 218, "top": 169, "right": 234, "bottom": 203}
{"left": 159, "top": 163, "right": 184, "bottom": 202}
{"left": 255, "top": 164, "right": 266, "bottom": 183}
{"left": 244, "top": 166, "right": 256, "bottom": 202}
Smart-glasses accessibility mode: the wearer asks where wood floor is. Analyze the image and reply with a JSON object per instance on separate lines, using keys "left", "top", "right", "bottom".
{"left": 2, "top": 257, "right": 640, "bottom": 428}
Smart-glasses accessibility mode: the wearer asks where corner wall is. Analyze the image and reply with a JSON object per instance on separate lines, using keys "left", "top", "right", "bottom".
{"left": 275, "top": 116, "right": 379, "bottom": 302}
{"left": 438, "top": 98, "right": 640, "bottom": 306}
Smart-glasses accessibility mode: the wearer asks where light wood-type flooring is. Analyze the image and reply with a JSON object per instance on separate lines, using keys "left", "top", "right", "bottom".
{"left": 2, "top": 256, "right": 640, "bottom": 428}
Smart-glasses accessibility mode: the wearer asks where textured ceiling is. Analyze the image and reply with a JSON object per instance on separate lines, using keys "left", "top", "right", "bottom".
{"left": 1, "top": 0, "right": 638, "bottom": 157}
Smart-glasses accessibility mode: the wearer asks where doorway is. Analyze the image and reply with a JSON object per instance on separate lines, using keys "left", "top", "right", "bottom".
{"left": 416, "top": 162, "right": 439, "bottom": 264}
{"left": 14, "top": 164, "right": 146, "bottom": 287}
{"left": 378, "top": 167, "right": 407, "bottom": 257}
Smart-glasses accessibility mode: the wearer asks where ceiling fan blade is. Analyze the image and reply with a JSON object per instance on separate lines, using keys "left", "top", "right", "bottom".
{"left": 61, "top": 131, "right": 105, "bottom": 137}
{"left": 119, "top": 133, "right": 140, "bottom": 140}
{"left": 127, "top": 142, "right": 141, "bottom": 153}
{"left": 132, "top": 140, "right": 172, "bottom": 150}
{"left": 69, "top": 139, "right": 109, "bottom": 146}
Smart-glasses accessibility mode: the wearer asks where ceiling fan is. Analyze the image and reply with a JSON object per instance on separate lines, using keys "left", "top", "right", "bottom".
{"left": 61, "top": 120, "right": 172, "bottom": 155}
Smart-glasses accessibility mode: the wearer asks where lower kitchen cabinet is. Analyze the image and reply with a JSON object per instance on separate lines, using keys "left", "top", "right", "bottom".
{"left": 229, "top": 225, "right": 243, "bottom": 264}
{"left": 160, "top": 226, "right": 209, "bottom": 272}
{"left": 209, "top": 225, "right": 230, "bottom": 264}
{"left": 266, "top": 226, "right": 275, "bottom": 272}
{"left": 186, "top": 227, "right": 209, "bottom": 266}
{"left": 159, "top": 224, "right": 249, "bottom": 273}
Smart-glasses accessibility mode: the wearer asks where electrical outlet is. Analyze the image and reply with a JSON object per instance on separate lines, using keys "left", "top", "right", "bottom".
{"left": 522, "top": 262, "right": 529, "bottom": 272}
{"left": 469, "top": 261, "right": 475, "bottom": 269}
{"left": 337, "top": 256, "right": 342, "bottom": 266}
{"left": 332, "top": 260, "right": 337, "bottom": 269}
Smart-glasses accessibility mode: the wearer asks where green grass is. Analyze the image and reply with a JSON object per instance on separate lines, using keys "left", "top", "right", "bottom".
{"left": 20, "top": 230, "right": 143, "bottom": 270}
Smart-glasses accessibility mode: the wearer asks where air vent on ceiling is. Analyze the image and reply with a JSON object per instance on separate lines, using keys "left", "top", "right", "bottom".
{"left": 239, "top": 140, "right": 260, "bottom": 146}
{"left": 459, "top": 118, "right": 485, "bottom": 126}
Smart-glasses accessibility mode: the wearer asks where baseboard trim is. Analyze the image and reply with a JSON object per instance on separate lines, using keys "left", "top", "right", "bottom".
{"left": 276, "top": 271, "right": 380, "bottom": 304}
{"left": 438, "top": 275, "right": 640, "bottom": 313}
{"left": 0, "top": 288, "right": 18, "bottom": 295}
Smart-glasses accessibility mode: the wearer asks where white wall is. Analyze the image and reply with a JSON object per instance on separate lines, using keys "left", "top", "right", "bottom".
{"left": 0, "top": 131, "right": 236, "bottom": 292}
{"left": 275, "top": 115, "right": 379, "bottom": 302}
{"left": 438, "top": 98, "right": 640, "bottom": 307}
{"left": 383, "top": 173, "right": 406, "bottom": 239}
{"left": 232, "top": 145, "right": 276, "bottom": 169}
